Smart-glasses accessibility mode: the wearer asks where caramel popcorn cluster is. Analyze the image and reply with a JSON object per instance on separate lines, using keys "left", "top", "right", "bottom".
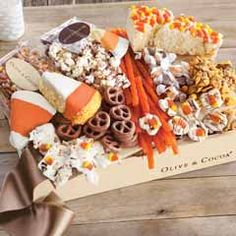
{"left": 186, "top": 57, "right": 236, "bottom": 104}
{"left": 0, "top": 46, "right": 56, "bottom": 101}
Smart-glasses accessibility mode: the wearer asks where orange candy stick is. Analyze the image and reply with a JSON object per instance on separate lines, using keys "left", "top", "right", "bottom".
{"left": 138, "top": 132, "right": 154, "bottom": 169}
{"left": 123, "top": 88, "right": 132, "bottom": 106}
{"left": 109, "top": 28, "right": 128, "bottom": 39}
{"left": 135, "top": 75, "right": 150, "bottom": 114}
{"left": 120, "top": 60, "right": 127, "bottom": 74}
{"left": 123, "top": 53, "right": 139, "bottom": 107}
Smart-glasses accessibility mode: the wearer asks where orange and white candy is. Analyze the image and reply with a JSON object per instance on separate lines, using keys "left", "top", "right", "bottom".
{"left": 39, "top": 72, "right": 102, "bottom": 125}
{"left": 168, "top": 115, "right": 189, "bottom": 136}
{"left": 9, "top": 90, "right": 56, "bottom": 151}
{"left": 188, "top": 120, "right": 208, "bottom": 142}
{"left": 159, "top": 97, "right": 177, "bottom": 117}
{"left": 203, "top": 111, "right": 228, "bottom": 132}
{"left": 200, "top": 88, "right": 223, "bottom": 110}
{"left": 179, "top": 99, "right": 201, "bottom": 119}
{"left": 91, "top": 28, "right": 129, "bottom": 59}
{"left": 139, "top": 113, "right": 162, "bottom": 136}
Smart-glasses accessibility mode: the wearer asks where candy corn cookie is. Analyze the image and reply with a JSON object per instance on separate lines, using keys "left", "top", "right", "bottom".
{"left": 39, "top": 72, "right": 102, "bottom": 125}
{"left": 153, "top": 15, "right": 223, "bottom": 57}
{"left": 10, "top": 90, "right": 56, "bottom": 151}
{"left": 127, "top": 5, "right": 174, "bottom": 51}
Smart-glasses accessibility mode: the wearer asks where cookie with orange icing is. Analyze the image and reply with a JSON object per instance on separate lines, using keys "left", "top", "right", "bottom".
{"left": 154, "top": 15, "right": 223, "bottom": 57}
{"left": 39, "top": 72, "right": 101, "bottom": 125}
{"left": 127, "top": 5, "right": 174, "bottom": 51}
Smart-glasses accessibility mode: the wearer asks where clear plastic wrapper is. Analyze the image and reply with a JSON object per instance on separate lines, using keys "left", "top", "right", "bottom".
{"left": 0, "top": 42, "right": 57, "bottom": 119}
{"left": 41, "top": 17, "right": 129, "bottom": 59}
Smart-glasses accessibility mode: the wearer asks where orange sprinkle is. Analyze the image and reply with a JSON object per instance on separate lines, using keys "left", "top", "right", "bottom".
{"left": 80, "top": 142, "right": 92, "bottom": 150}
{"left": 209, "top": 114, "right": 221, "bottom": 123}
{"left": 44, "top": 156, "right": 54, "bottom": 165}
{"left": 181, "top": 103, "right": 192, "bottom": 115}
{"left": 108, "top": 153, "right": 119, "bottom": 162}
{"left": 196, "top": 128, "right": 206, "bottom": 137}
{"left": 82, "top": 161, "right": 93, "bottom": 171}
{"left": 208, "top": 94, "right": 217, "bottom": 106}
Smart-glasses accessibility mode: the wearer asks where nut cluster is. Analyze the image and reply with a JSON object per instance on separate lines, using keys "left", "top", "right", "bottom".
{"left": 17, "top": 46, "right": 57, "bottom": 74}
{"left": 0, "top": 66, "right": 17, "bottom": 100}
{"left": 48, "top": 41, "right": 130, "bottom": 89}
{"left": 0, "top": 46, "right": 56, "bottom": 101}
{"left": 186, "top": 57, "right": 236, "bottom": 103}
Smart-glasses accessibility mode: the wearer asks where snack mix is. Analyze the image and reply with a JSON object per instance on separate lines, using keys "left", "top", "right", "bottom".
{"left": 0, "top": 5, "right": 235, "bottom": 186}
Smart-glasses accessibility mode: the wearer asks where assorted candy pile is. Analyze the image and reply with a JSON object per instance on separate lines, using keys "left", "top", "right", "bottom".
{"left": 142, "top": 48, "right": 236, "bottom": 142}
{"left": 30, "top": 123, "right": 118, "bottom": 185}
{"left": 0, "top": 6, "right": 235, "bottom": 186}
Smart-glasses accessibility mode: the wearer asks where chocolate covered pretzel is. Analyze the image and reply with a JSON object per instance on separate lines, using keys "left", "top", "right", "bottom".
{"left": 110, "top": 105, "right": 131, "bottom": 121}
{"left": 121, "top": 133, "right": 138, "bottom": 148}
{"left": 101, "top": 135, "right": 121, "bottom": 152}
{"left": 111, "top": 120, "right": 136, "bottom": 141}
{"left": 83, "top": 125, "right": 106, "bottom": 140}
{"left": 51, "top": 113, "right": 71, "bottom": 127}
{"left": 87, "top": 111, "right": 111, "bottom": 132}
{"left": 101, "top": 101, "right": 112, "bottom": 113}
{"left": 56, "top": 124, "right": 81, "bottom": 141}
{"left": 104, "top": 87, "right": 125, "bottom": 106}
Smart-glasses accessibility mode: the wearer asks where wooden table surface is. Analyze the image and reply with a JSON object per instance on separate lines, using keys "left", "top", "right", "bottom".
{"left": 0, "top": 1, "right": 236, "bottom": 235}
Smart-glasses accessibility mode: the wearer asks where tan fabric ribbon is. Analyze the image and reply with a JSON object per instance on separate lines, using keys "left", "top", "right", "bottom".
{"left": 0, "top": 147, "right": 74, "bottom": 236}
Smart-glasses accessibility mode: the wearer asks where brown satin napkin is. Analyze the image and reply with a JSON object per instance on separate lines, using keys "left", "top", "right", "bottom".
{"left": 0, "top": 147, "right": 74, "bottom": 236}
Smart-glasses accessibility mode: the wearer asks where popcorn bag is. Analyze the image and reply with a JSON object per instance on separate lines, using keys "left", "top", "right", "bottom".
{"left": 0, "top": 8, "right": 236, "bottom": 203}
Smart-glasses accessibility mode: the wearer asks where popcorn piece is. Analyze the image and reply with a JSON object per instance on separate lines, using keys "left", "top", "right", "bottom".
{"left": 54, "top": 164, "right": 73, "bottom": 186}
{"left": 48, "top": 39, "right": 130, "bottom": 89}
{"left": 223, "top": 109, "right": 236, "bottom": 131}
{"left": 29, "top": 123, "right": 59, "bottom": 154}
{"left": 38, "top": 144, "right": 71, "bottom": 183}
{"left": 139, "top": 113, "right": 162, "bottom": 136}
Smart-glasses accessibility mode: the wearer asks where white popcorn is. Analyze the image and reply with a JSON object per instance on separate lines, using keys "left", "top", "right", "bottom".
{"left": 49, "top": 42, "right": 62, "bottom": 60}
{"left": 48, "top": 38, "right": 130, "bottom": 89}
{"left": 109, "top": 57, "right": 121, "bottom": 68}
{"left": 84, "top": 74, "right": 95, "bottom": 84}
{"left": 144, "top": 54, "right": 156, "bottom": 67}
{"left": 29, "top": 123, "right": 59, "bottom": 154}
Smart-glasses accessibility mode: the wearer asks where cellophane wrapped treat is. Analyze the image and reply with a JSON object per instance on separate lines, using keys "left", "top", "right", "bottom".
{"left": 41, "top": 17, "right": 131, "bottom": 89}
{"left": 0, "top": 43, "right": 57, "bottom": 118}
